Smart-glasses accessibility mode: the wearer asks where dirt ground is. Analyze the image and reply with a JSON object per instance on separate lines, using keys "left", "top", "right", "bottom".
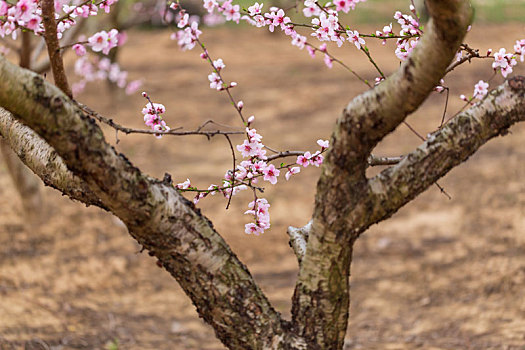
{"left": 1, "top": 22, "right": 524, "bottom": 350}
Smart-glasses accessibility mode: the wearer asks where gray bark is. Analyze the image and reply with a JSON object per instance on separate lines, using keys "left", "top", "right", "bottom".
{"left": 0, "top": 1, "right": 524, "bottom": 349}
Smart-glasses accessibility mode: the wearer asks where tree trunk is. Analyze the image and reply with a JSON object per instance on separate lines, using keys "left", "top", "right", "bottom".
{"left": 1, "top": 1, "right": 524, "bottom": 349}
{"left": 0, "top": 30, "right": 44, "bottom": 223}
{"left": 0, "top": 138, "right": 42, "bottom": 220}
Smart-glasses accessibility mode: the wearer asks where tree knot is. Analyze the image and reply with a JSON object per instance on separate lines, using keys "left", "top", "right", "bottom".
{"left": 508, "top": 76, "right": 525, "bottom": 91}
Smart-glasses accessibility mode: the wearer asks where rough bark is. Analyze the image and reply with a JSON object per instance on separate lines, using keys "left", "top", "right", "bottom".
{"left": 291, "top": 1, "right": 473, "bottom": 348}
{"left": 365, "top": 76, "right": 525, "bottom": 228}
{"left": 0, "top": 108, "right": 105, "bottom": 209}
{"left": 0, "top": 1, "right": 524, "bottom": 349}
{"left": 0, "top": 56, "right": 305, "bottom": 350}
{"left": 41, "top": 0, "right": 72, "bottom": 98}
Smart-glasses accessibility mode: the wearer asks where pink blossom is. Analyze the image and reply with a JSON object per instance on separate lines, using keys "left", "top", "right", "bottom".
{"left": 346, "top": 30, "right": 365, "bottom": 50}
{"left": 193, "top": 192, "right": 206, "bottom": 204}
{"left": 514, "top": 39, "right": 525, "bottom": 62}
{"left": 221, "top": 0, "right": 241, "bottom": 23}
{"left": 25, "top": 16, "right": 41, "bottom": 31}
{"left": 263, "top": 164, "right": 280, "bottom": 184}
{"left": 297, "top": 152, "right": 311, "bottom": 167}
{"left": 125, "top": 80, "right": 142, "bottom": 95}
{"left": 247, "top": 128, "right": 262, "bottom": 142}
{"left": 107, "top": 28, "right": 119, "bottom": 51}
{"left": 245, "top": 222, "right": 264, "bottom": 235}
{"left": 208, "top": 72, "right": 222, "bottom": 90}
{"left": 323, "top": 54, "right": 333, "bottom": 68}
{"left": 141, "top": 101, "right": 170, "bottom": 137}
{"left": 203, "top": 0, "right": 218, "bottom": 13}
{"left": 172, "top": 22, "right": 202, "bottom": 51}
{"left": 311, "top": 12, "right": 339, "bottom": 42}
{"left": 492, "top": 48, "right": 517, "bottom": 77}
{"left": 473, "top": 80, "right": 489, "bottom": 100}
{"left": 334, "top": 0, "right": 356, "bottom": 13}
{"left": 375, "top": 77, "right": 385, "bottom": 86}
{"left": 285, "top": 166, "right": 300, "bottom": 180}
{"left": 307, "top": 46, "right": 316, "bottom": 58}
{"left": 236, "top": 139, "right": 262, "bottom": 158}
{"left": 15, "top": 0, "right": 36, "bottom": 23}
{"left": 395, "top": 38, "right": 419, "bottom": 61}
{"left": 72, "top": 44, "right": 86, "bottom": 56}
{"left": 291, "top": 34, "right": 307, "bottom": 50}
{"left": 317, "top": 139, "right": 329, "bottom": 149}
{"left": 213, "top": 58, "right": 225, "bottom": 70}
{"left": 303, "top": 0, "right": 321, "bottom": 17}
{"left": 244, "top": 198, "right": 271, "bottom": 235}
{"left": 177, "top": 178, "right": 191, "bottom": 189}
{"left": 203, "top": 13, "right": 226, "bottom": 26}
{"left": 117, "top": 31, "right": 128, "bottom": 46}
{"left": 88, "top": 31, "right": 109, "bottom": 53}
{"left": 248, "top": 2, "right": 263, "bottom": 16}
{"left": 178, "top": 12, "right": 189, "bottom": 28}
{"left": 87, "top": 29, "right": 119, "bottom": 55}
{"left": 251, "top": 14, "right": 266, "bottom": 27}
{"left": 310, "top": 152, "right": 324, "bottom": 167}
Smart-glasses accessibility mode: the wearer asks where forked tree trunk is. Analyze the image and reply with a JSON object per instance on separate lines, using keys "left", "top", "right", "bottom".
{"left": 0, "top": 0, "right": 524, "bottom": 349}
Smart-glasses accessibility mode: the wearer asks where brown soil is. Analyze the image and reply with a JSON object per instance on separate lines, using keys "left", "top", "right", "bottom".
{"left": 1, "top": 23, "right": 525, "bottom": 350}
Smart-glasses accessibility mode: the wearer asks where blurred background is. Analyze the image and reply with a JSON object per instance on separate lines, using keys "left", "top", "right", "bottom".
{"left": 0, "top": 0, "right": 524, "bottom": 349}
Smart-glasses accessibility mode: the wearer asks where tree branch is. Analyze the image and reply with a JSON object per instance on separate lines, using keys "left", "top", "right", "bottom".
{"left": 365, "top": 76, "right": 525, "bottom": 229}
{"left": 0, "top": 108, "right": 106, "bottom": 209}
{"left": 291, "top": 1, "right": 473, "bottom": 347}
{"left": 41, "top": 0, "right": 72, "bottom": 97}
{"left": 0, "top": 56, "right": 307, "bottom": 350}
{"left": 368, "top": 154, "right": 404, "bottom": 167}
{"left": 287, "top": 220, "right": 312, "bottom": 264}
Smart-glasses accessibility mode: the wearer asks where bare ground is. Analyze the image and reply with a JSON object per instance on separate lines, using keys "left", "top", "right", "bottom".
{"left": 1, "top": 23, "right": 525, "bottom": 349}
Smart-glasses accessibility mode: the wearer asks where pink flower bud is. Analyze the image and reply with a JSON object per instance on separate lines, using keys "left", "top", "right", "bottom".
{"left": 247, "top": 115, "right": 255, "bottom": 123}
{"left": 141, "top": 91, "right": 148, "bottom": 98}
{"left": 200, "top": 53, "right": 208, "bottom": 59}
{"left": 486, "top": 48, "right": 493, "bottom": 56}
{"left": 72, "top": 43, "right": 86, "bottom": 57}
{"left": 237, "top": 101, "right": 244, "bottom": 109}
{"left": 230, "top": 82, "right": 237, "bottom": 87}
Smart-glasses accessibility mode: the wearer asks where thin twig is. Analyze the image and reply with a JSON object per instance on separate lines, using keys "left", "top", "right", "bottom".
{"left": 439, "top": 87, "right": 450, "bottom": 127}
{"left": 403, "top": 121, "right": 426, "bottom": 141}
{"left": 78, "top": 103, "right": 245, "bottom": 137}
{"left": 224, "top": 134, "right": 236, "bottom": 209}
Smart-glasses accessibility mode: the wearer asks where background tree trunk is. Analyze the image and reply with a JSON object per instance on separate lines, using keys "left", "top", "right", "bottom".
{"left": 0, "top": 30, "right": 43, "bottom": 223}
